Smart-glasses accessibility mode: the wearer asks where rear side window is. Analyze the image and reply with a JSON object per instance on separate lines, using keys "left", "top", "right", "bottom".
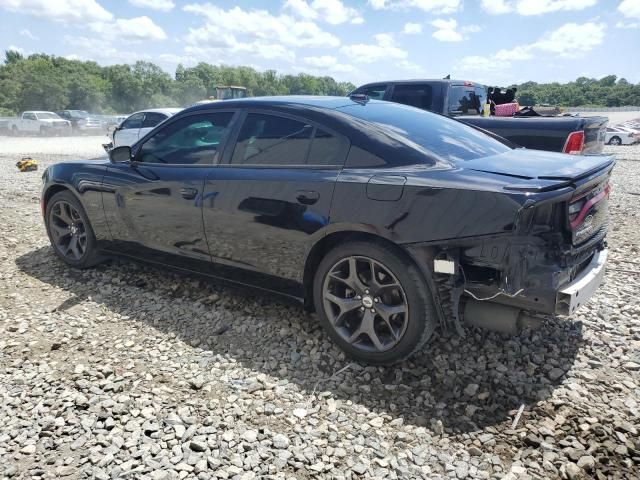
{"left": 138, "top": 112, "right": 233, "bottom": 165}
{"left": 231, "top": 113, "right": 313, "bottom": 166}
{"left": 142, "top": 112, "right": 168, "bottom": 128}
{"left": 448, "top": 85, "right": 486, "bottom": 115}
{"left": 390, "top": 84, "right": 434, "bottom": 110}
{"left": 353, "top": 85, "right": 387, "bottom": 100}
{"left": 121, "top": 113, "right": 145, "bottom": 129}
{"left": 307, "top": 129, "right": 348, "bottom": 166}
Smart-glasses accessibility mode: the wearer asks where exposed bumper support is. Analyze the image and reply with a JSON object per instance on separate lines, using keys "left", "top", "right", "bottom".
{"left": 555, "top": 248, "right": 607, "bottom": 316}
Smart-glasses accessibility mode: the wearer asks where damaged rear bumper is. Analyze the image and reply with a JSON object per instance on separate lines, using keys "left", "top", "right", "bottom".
{"left": 555, "top": 248, "right": 607, "bottom": 316}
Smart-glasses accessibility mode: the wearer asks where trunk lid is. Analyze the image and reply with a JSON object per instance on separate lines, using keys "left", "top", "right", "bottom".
{"left": 463, "top": 149, "right": 614, "bottom": 182}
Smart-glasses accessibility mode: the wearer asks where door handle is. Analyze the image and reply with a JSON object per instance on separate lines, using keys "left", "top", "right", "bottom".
{"left": 295, "top": 190, "right": 320, "bottom": 205}
{"left": 180, "top": 187, "right": 198, "bottom": 200}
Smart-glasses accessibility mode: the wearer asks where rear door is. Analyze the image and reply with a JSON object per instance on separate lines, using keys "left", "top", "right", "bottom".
{"left": 202, "top": 110, "right": 349, "bottom": 292}
{"left": 102, "top": 110, "right": 237, "bottom": 268}
{"left": 114, "top": 112, "right": 145, "bottom": 147}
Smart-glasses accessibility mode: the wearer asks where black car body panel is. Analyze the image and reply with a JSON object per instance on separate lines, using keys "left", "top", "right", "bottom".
{"left": 41, "top": 96, "right": 613, "bottom": 328}
{"left": 351, "top": 79, "right": 608, "bottom": 154}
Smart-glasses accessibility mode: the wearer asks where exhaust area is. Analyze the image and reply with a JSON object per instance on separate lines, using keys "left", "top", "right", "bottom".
{"left": 463, "top": 300, "right": 543, "bottom": 334}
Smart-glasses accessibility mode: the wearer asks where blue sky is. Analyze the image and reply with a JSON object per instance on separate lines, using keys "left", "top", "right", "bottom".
{"left": 1, "top": 0, "right": 639, "bottom": 86}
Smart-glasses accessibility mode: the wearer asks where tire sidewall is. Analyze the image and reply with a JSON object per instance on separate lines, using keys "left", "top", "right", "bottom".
{"left": 45, "top": 191, "right": 99, "bottom": 268}
{"left": 609, "top": 136, "right": 621, "bottom": 145}
{"left": 313, "top": 241, "right": 436, "bottom": 365}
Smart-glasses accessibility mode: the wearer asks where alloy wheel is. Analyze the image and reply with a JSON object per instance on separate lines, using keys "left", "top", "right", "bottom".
{"left": 49, "top": 200, "right": 88, "bottom": 261}
{"left": 322, "top": 255, "right": 409, "bottom": 353}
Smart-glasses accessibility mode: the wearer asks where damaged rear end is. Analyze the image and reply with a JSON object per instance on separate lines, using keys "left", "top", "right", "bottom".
{"left": 408, "top": 150, "right": 614, "bottom": 334}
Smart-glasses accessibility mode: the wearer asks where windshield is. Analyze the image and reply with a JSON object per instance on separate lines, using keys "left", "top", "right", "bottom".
{"left": 37, "top": 112, "right": 62, "bottom": 119}
{"left": 338, "top": 101, "right": 511, "bottom": 163}
{"left": 448, "top": 85, "right": 486, "bottom": 116}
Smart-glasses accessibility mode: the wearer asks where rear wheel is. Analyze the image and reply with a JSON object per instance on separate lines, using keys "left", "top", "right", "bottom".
{"left": 45, "top": 191, "right": 103, "bottom": 268}
{"left": 608, "top": 136, "right": 622, "bottom": 146}
{"left": 314, "top": 241, "right": 437, "bottom": 365}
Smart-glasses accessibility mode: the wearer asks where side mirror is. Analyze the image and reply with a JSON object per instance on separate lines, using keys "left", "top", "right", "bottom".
{"left": 109, "top": 145, "right": 132, "bottom": 163}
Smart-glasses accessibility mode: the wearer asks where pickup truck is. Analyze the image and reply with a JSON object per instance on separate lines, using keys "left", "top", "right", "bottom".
{"left": 351, "top": 79, "right": 608, "bottom": 154}
{"left": 7, "top": 111, "right": 72, "bottom": 136}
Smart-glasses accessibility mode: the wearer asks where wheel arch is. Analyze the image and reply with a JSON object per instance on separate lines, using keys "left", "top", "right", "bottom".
{"left": 302, "top": 229, "right": 436, "bottom": 312}
{"left": 42, "top": 183, "right": 80, "bottom": 216}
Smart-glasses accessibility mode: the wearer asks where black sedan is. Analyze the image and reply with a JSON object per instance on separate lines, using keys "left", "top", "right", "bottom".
{"left": 41, "top": 96, "right": 612, "bottom": 364}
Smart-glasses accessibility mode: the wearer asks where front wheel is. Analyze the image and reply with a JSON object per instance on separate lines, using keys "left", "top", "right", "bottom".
{"left": 45, "top": 191, "right": 103, "bottom": 268}
{"left": 313, "top": 241, "right": 437, "bottom": 365}
{"left": 608, "top": 136, "right": 622, "bottom": 146}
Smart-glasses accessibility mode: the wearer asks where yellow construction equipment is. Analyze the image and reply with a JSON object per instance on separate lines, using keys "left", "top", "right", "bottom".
{"left": 16, "top": 157, "right": 38, "bottom": 172}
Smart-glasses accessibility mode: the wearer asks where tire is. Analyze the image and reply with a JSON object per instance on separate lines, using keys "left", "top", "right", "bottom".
{"left": 608, "top": 136, "right": 622, "bottom": 146}
{"left": 313, "top": 240, "right": 437, "bottom": 365}
{"left": 45, "top": 190, "right": 103, "bottom": 268}
{"left": 11, "top": 126, "right": 19, "bottom": 137}
{"left": 39, "top": 126, "right": 47, "bottom": 137}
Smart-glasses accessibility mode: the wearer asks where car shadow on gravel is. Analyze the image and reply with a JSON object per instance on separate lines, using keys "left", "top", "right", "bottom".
{"left": 17, "top": 247, "right": 583, "bottom": 435}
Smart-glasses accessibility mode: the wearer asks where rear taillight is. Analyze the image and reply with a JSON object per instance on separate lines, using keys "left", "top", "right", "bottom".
{"left": 563, "top": 130, "right": 585, "bottom": 155}
{"left": 568, "top": 181, "right": 611, "bottom": 230}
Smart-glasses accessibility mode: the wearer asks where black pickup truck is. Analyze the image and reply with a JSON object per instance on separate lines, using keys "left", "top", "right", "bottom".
{"left": 351, "top": 79, "right": 608, "bottom": 154}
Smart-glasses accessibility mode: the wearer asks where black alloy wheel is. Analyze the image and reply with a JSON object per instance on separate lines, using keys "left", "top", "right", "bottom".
{"left": 314, "top": 241, "right": 436, "bottom": 365}
{"left": 45, "top": 191, "right": 102, "bottom": 268}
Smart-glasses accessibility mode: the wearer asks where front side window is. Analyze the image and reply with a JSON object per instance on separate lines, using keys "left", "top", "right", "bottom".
{"left": 231, "top": 113, "right": 313, "bottom": 166}
{"left": 390, "top": 84, "right": 434, "bottom": 111}
{"left": 138, "top": 112, "right": 233, "bottom": 165}
{"left": 24, "top": 113, "right": 37, "bottom": 120}
{"left": 121, "top": 113, "right": 145, "bottom": 129}
{"left": 142, "top": 112, "right": 168, "bottom": 128}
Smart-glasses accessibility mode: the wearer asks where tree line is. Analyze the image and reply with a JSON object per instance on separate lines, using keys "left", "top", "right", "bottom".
{"left": 0, "top": 51, "right": 356, "bottom": 116}
{"left": 0, "top": 50, "right": 638, "bottom": 116}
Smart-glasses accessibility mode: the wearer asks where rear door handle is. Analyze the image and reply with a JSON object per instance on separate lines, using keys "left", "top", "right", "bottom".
{"left": 180, "top": 187, "right": 198, "bottom": 200}
{"left": 295, "top": 190, "right": 319, "bottom": 205}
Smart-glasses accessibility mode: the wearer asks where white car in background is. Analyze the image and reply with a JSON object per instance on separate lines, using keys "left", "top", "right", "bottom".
{"left": 605, "top": 126, "right": 638, "bottom": 146}
{"left": 112, "top": 108, "right": 182, "bottom": 147}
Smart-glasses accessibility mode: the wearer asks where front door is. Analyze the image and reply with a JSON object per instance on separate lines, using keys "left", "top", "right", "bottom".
{"left": 102, "top": 111, "right": 237, "bottom": 268}
{"left": 202, "top": 111, "right": 349, "bottom": 294}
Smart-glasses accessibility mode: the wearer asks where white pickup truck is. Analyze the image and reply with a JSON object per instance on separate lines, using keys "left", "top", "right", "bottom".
{"left": 7, "top": 111, "right": 72, "bottom": 136}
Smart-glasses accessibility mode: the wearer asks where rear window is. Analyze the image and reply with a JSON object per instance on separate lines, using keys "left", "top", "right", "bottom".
{"left": 448, "top": 85, "right": 486, "bottom": 115}
{"left": 338, "top": 101, "right": 511, "bottom": 163}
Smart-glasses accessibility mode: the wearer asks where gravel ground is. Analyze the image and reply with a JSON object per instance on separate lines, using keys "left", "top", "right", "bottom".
{"left": 0, "top": 136, "right": 639, "bottom": 480}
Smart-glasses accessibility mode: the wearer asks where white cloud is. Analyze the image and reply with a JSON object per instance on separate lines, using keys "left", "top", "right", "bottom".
{"left": 129, "top": 0, "right": 175, "bottom": 12}
{"left": 90, "top": 16, "right": 167, "bottom": 41}
{"left": 616, "top": 20, "right": 640, "bottom": 28}
{"left": 456, "top": 21, "right": 606, "bottom": 77}
{"left": 63, "top": 35, "right": 151, "bottom": 64}
{"left": 430, "top": 18, "right": 481, "bottom": 41}
{"left": 402, "top": 22, "right": 423, "bottom": 34}
{"left": 7, "top": 44, "right": 27, "bottom": 55}
{"left": 184, "top": 3, "right": 340, "bottom": 48}
{"left": 480, "top": 0, "right": 598, "bottom": 15}
{"left": 618, "top": 0, "right": 640, "bottom": 19}
{"left": 340, "top": 33, "right": 408, "bottom": 64}
{"left": 0, "top": 0, "right": 112, "bottom": 22}
{"left": 284, "top": 0, "right": 364, "bottom": 25}
{"left": 534, "top": 22, "right": 605, "bottom": 55}
{"left": 19, "top": 28, "right": 37, "bottom": 40}
{"left": 431, "top": 18, "right": 462, "bottom": 41}
{"left": 367, "top": 0, "right": 461, "bottom": 14}
{"left": 303, "top": 55, "right": 355, "bottom": 72}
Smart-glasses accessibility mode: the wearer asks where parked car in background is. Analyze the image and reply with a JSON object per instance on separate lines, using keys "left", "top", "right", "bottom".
{"left": 605, "top": 126, "right": 638, "bottom": 145}
{"left": 110, "top": 108, "right": 182, "bottom": 148}
{"left": 41, "top": 96, "right": 612, "bottom": 364}
{"left": 351, "top": 79, "right": 608, "bottom": 154}
{"left": 56, "top": 110, "right": 104, "bottom": 134}
{"left": 7, "top": 111, "right": 71, "bottom": 136}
